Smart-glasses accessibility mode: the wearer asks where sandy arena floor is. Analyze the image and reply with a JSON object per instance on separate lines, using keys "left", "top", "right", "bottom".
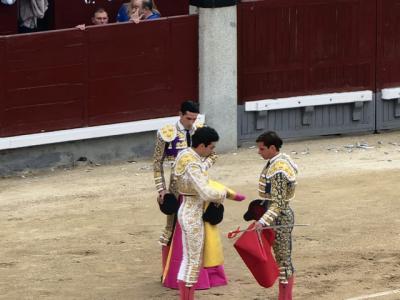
{"left": 0, "top": 132, "right": 399, "bottom": 300}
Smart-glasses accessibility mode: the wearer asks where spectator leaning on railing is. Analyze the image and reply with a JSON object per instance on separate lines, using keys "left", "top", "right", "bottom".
{"left": 130, "top": 0, "right": 160, "bottom": 24}
{"left": 76, "top": 7, "right": 109, "bottom": 30}
{"left": 117, "top": 0, "right": 160, "bottom": 23}
{"left": 117, "top": 0, "right": 142, "bottom": 22}
{"left": 141, "top": 0, "right": 161, "bottom": 20}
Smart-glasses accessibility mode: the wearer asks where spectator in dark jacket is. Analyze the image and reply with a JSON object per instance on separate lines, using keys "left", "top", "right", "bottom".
{"left": 76, "top": 7, "right": 109, "bottom": 30}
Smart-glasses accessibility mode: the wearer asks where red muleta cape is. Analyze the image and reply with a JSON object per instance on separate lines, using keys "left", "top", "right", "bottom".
{"left": 233, "top": 223, "right": 279, "bottom": 288}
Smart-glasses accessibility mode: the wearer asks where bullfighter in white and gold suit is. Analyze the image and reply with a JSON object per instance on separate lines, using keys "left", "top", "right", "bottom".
{"left": 173, "top": 126, "right": 245, "bottom": 300}
{"left": 153, "top": 102, "right": 224, "bottom": 291}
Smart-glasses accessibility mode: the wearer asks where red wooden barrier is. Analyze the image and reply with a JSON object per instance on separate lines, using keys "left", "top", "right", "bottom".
{"left": 0, "top": 3, "right": 17, "bottom": 35}
{"left": 169, "top": 16, "right": 198, "bottom": 114}
{"left": 157, "top": 0, "right": 189, "bottom": 17}
{"left": 0, "top": 15, "right": 198, "bottom": 137}
{"left": 377, "top": 0, "right": 400, "bottom": 89}
{"left": 238, "top": 0, "right": 377, "bottom": 103}
{"left": 2, "top": 30, "right": 88, "bottom": 137}
{"left": 87, "top": 16, "right": 198, "bottom": 126}
{"left": 0, "top": 37, "right": 5, "bottom": 136}
{"left": 53, "top": 0, "right": 189, "bottom": 30}
{"left": 87, "top": 21, "right": 169, "bottom": 125}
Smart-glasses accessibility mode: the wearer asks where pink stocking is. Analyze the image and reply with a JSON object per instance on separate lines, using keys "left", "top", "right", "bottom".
{"left": 278, "top": 276, "right": 294, "bottom": 300}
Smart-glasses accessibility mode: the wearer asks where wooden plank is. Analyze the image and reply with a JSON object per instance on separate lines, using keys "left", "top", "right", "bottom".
{"left": 169, "top": 15, "right": 198, "bottom": 106}
{"left": 377, "top": 0, "right": 400, "bottom": 88}
{"left": 87, "top": 16, "right": 198, "bottom": 126}
{"left": 238, "top": 0, "right": 376, "bottom": 103}
{"left": 0, "top": 38, "right": 5, "bottom": 136}
{"left": 3, "top": 30, "right": 87, "bottom": 136}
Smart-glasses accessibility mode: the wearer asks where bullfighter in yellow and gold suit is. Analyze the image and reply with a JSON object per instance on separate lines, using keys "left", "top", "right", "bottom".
{"left": 254, "top": 131, "right": 298, "bottom": 300}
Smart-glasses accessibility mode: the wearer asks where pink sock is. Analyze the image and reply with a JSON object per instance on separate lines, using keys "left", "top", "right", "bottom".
{"left": 278, "top": 276, "right": 294, "bottom": 300}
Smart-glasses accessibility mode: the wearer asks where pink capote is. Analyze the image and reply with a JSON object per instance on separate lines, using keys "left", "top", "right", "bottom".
{"left": 162, "top": 221, "right": 227, "bottom": 289}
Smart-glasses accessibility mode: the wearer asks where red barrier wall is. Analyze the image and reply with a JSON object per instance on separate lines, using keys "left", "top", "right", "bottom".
{"left": 377, "top": 0, "right": 400, "bottom": 89}
{"left": 157, "top": 0, "right": 189, "bottom": 17}
{"left": 238, "top": 0, "right": 377, "bottom": 103}
{"left": 87, "top": 16, "right": 198, "bottom": 126}
{"left": 0, "top": 3, "right": 17, "bottom": 35}
{"left": 87, "top": 21, "right": 169, "bottom": 125}
{"left": 0, "top": 38, "right": 5, "bottom": 136}
{"left": 3, "top": 30, "right": 87, "bottom": 136}
{"left": 0, "top": 16, "right": 198, "bottom": 137}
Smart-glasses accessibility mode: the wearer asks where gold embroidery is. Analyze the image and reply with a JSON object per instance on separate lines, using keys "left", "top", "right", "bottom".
{"left": 153, "top": 132, "right": 167, "bottom": 192}
{"left": 266, "top": 160, "right": 296, "bottom": 181}
{"left": 174, "top": 131, "right": 188, "bottom": 149}
{"left": 174, "top": 151, "right": 198, "bottom": 176}
{"left": 159, "top": 124, "right": 177, "bottom": 142}
{"left": 194, "top": 121, "right": 204, "bottom": 128}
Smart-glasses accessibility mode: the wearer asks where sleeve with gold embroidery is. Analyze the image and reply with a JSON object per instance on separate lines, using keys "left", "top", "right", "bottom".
{"left": 259, "top": 172, "right": 289, "bottom": 226}
{"left": 187, "top": 163, "right": 226, "bottom": 203}
{"left": 153, "top": 132, "right": 167, "bottom": 192}
{"left": 203, "top": 152, "right": 218, "bottom": 170}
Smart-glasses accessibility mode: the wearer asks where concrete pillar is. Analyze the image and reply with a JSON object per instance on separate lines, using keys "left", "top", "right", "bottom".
{"left": 189, "top": 5, "right": 199, "bottom": 15}
{"left": 197, "top": 4, "right": 238, "bottom": 152}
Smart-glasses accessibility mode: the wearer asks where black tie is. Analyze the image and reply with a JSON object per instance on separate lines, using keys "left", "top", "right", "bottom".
{"left": 185, "top": 130, "right": 191, "bottom": 147}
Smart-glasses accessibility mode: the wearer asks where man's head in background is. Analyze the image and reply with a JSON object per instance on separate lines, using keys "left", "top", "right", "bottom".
{"left": 179, "top": 101, "right": 199, "bottom": 130}
{"left": 92, "top": 8, "right": 109, "bottom": 25}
